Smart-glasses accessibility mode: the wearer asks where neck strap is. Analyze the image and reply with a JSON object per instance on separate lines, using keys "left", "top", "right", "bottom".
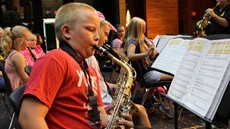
{"left": 59, "top": 41, "right": 101, "bottom": 128}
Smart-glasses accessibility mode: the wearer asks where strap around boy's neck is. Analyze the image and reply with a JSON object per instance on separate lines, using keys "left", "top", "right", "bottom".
{"left": 59, "top": 41, "right": 95, "bottom": 95}
{"left": 59, "top": 40, "right": 101, "bottom": 128}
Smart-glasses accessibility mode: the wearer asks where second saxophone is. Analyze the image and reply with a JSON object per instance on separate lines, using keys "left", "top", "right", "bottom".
{"left": 94, "top": 45, "right": 135, "bottom": 129}
{"left": 193, "top": 2, "right": 220, "bottom": 37}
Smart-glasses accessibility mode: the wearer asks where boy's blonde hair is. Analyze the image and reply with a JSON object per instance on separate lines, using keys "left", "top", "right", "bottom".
{"left": 55, "top": 2, "right": 96, "bottom": 41}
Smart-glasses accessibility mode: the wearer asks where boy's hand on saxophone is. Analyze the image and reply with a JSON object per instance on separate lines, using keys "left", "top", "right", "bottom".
{"left": 116, "top": 113, "right": 134, "bottom": 129}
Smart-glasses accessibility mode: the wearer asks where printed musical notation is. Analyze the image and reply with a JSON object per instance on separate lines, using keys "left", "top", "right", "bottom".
{"left": 152, "top": 37, "right": 230, "bottom": 120}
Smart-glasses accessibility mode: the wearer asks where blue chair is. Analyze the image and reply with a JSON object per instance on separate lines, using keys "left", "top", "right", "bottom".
{"left": 24, "top": 66, "right": 32, "bottom": 76}
{"left": 0, "top": 60, "right": 15, "bottom": 129}
{"left": 9, "top": 83, "right": 26, "bottom": 117}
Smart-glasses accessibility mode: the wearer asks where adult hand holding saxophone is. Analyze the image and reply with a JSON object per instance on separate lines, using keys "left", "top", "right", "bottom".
{"left": 205, "top": 1, "right": 221, "bottom": 18}
{"left": 205, "top": 8, "right": 216, "bottom": 17}
{"left": 193, "top": 0, "right": 230, "bottom": 37}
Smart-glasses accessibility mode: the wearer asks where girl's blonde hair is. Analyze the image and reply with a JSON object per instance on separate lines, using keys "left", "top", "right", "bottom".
{"left": 1, "top": 25, "right": 30, "bottom": 56}
{"left": 123, "top": 17, "right": 146, "bottom": 49}
{"left": 55, "top": 2, "right": 96, "bottom": 41}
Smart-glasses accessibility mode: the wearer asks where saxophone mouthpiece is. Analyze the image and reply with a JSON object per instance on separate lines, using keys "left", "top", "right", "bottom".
{"left": 93, "top": 45, "right": 100, "bottom": 50}
{"left": 93, "top": 45, "right": 109, "bottom": 56}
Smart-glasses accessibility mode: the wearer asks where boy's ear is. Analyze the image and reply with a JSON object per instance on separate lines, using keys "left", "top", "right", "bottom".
{"left": 61, "top": 25, "right": 71, "bottom": 40}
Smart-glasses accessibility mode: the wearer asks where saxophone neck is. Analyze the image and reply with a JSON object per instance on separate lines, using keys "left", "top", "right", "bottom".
{"left": 203, "top": 1, "right": 220, "bottom": 19}
{"left": 104, "top": 44, "right": 129, "bottom": 62}
{"left": 215, "top": 1, "right": 221, "bottom": 10}
{"left": 93, "top": 45, "right": 110, "bottom": 56}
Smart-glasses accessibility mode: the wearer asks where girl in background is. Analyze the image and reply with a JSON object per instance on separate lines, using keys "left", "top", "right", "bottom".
{"left": 22, "top": 34, "right": 45, "bottom": 66}
{"left": 35, "top": 33, "right": 43, "bottom": 46}
{"left": 108, "top": 24, "right": 126, "bottom": 82}
{"left": 124, "top": 17, "right": 174, "bottom": 118}
{"left": 111, "top": 24, "right": 125, "bottom": 52}
{"left": 1, "top": 25, "right": 31, "bottom": 90}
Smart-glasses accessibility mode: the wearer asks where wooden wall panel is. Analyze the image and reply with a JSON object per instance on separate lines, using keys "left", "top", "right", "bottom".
{"left": 146, "top": 0, "right": 178, "bottom": 38}
{"left": 119, "top": 0, "right": 126, "bottom": 28}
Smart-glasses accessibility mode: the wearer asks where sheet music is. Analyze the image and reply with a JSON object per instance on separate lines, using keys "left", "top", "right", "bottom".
{"left": 156, "top": 35, "right": 171, "bottom": 53}
{"left": 153, "top": 35, "right": 160, "bottom": 46}
{"left": 168, "top": 38, "right": 230, "bottom": 119}
{"left": 205, "top": 39, "right": 230, "bottom": 120}
{"left": 168, "top": 38, "right": 210, "bottom": 104}
{"left": 151, "top": 38, "right": 190, "bottom": 75}
{"left": 156, "top": 35, "right": 192, "bottom": 53}
{"left": 208, "top": 62, "right": 230, "bottom": 120}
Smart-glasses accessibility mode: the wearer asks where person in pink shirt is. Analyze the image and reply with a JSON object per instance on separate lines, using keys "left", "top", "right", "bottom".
{"left": 34, "top": 33, "right": 45, "bottom": 53}
{"left": 111, "top": 24, "right": 125, "bottom": 53}
{"left": 1, "top": 25, "right": 31, "bottom": 90}
{"left": 22, "top": 34, "right": 45, "bottom": 66}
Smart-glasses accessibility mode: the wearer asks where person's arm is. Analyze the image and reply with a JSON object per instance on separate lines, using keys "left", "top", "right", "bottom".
{"left": 11, "top": 53, "right": 29, "bottom": 82}
{"left": 19, "top": 96, "right": 49, "bottom": 129}
{"left": 98, "top": 106, "right": 110, "bottom": 127}
{"left": 127, "top": 43, "right": 155, "bottom": 62}
{"left": 207, "top": 8, "right": 229, "bottom": 27}
{"left": 127, "top": 43, "right": 147, "bottom": 61}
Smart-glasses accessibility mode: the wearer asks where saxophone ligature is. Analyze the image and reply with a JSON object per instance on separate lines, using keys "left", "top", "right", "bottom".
{"left": 93, "top": 45, "right": 135, "bottom": 129}
{"left": 193, "top": 2, "right": 220, "bottom": 37}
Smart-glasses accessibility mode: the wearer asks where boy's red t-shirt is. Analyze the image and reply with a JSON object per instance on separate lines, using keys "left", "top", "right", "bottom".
{"left": 23, "top": 49, "right": 103, "bottom": 129}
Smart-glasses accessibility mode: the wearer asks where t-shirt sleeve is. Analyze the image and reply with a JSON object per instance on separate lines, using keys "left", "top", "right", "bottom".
{"left": 23, "top": 56, "right": 65, "bottom": 108}
{"left": 96, "top": 85, "right": 103, "bottom": 107}
{"left": 128, "top": 38, "right": 139, "bottom": 46}
{"left": 111, "top": 39, "right": 122, "bottom": 48}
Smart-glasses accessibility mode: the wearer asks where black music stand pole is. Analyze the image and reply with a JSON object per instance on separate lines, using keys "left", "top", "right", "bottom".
{"left": 174, "top": 102, "right": 178, "bottom": 129}
{"left": 205, "top": 121, "right": 211, "bottom": 129}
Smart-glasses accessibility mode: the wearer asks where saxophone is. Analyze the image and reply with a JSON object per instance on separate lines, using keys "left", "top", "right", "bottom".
{"left": 94, "top": 45, "right": 135, "bottom": 129}
{"left": 103, "top": 44, "right": 137, "bottom": 111}
{"left": 103, "top": 44, "right": 129, "bottom": 62}
{"left": 193, "top": 2, "right": 220, "bottom": 37}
